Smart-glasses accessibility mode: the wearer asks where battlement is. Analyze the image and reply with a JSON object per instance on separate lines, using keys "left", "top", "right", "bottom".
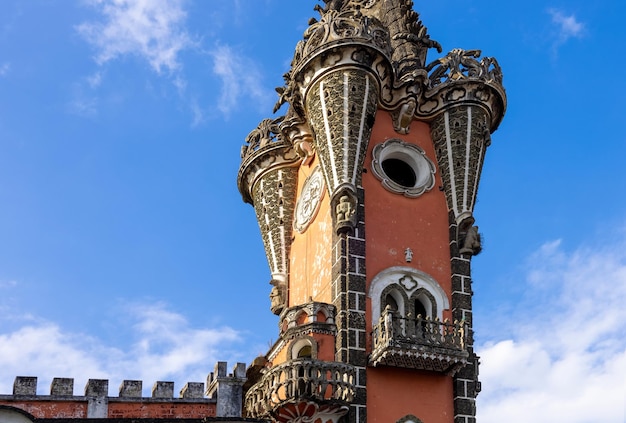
{"left": 0, "top": 362, "right": 249, "bottom": 420}
{"left": 6, "top": 376, "right": 207, "bottom": 400}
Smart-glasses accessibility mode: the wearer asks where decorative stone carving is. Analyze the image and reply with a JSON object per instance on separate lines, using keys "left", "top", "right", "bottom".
{"left": 305, "top": 68, "right": 377, "bottom": 234}
{"left": 371, "top": 138, "right": 436, "bottom": 198}
{"left": 238, "top": 117, "right": 300, "bottom": 289}
{"left": 280, "top": 107, "right": 315, "bottom": 164}
{"left": 380, "top": 0, "right": 441, "bottom": 80}
{"left": 280, "top": 302, "right": 336, "bottom": 333}
{"left": 404, "top": 247, "right": 413, "bottom": 263}
{"left": 430, "top": 104, "right": 490, "bottom": 228}
{"left": 426, "top": 49, "right": 503, "bottom": 87}
{"left": 460, "top": 225, "right": 482, "bottom": 256}
{"left": 370, "top": 311, "right": 468, "bottom": 375}
{"left": 332, "top": 190, "right": 358, "bottom": 234}
{"left": 419, "top": 49, "right": 506, "bottom": 131}
{"left": 294, "top": 166, "right": 325, "bottom": 233}
{"left": 244, "top": 359, "right": 355, "bottom": 421}
{"left": 269, "top": 283, "right": 286, "bottom": 315}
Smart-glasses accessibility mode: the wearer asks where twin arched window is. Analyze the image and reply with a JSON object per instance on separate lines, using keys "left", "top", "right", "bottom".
{"left": 369, "top": 266, "right": 449, "bottom": 324}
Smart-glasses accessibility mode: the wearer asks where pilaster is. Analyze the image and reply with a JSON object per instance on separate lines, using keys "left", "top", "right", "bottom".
{"left": 332, "top": 188, "right": 366, "bottom": 423}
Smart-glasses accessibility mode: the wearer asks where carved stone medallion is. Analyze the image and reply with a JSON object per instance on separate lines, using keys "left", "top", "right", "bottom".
{"left": 294, "top": 166, "right": 325, "bottom": 233}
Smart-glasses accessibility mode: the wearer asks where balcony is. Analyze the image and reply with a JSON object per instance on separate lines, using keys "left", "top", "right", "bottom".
{"left": 370, "top": 312, "right": 469, "bottom": 375}
{"left": 244, "top": 359, "right": 355, "bottom": 421}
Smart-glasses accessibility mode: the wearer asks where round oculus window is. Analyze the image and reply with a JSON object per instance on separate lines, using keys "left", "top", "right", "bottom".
{"left": 371, "top": 139, "right": 436, "bottom": 198}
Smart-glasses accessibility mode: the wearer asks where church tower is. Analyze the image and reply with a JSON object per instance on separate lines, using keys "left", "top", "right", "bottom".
{"left": 237, "top": 2, "right": 506, "bottom": 423}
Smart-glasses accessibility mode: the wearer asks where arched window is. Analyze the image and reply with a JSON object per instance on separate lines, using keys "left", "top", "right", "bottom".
{"left": 385, "top": 293, "right": 399, "bottom": 311}
{"left": 288, "top": 337, "right": 318, "bottom": 360}
{"left": 0, "top": 407, "right": 35, "bottom": 423}
{"left": 396, "top": 415, "right": 424, "bottom": 423}
{"left": 297, "top": 345, "right": 312, "bottom": 358}
{"left": 414, "top": 298, "right": 427, "bottom": 318}
{"left": 369, "top": 266, "right": 449, "bottom": 325}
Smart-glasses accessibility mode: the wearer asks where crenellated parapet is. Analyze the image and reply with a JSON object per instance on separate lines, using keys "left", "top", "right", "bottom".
{"left": 6, "top": 376, "right": 206, "bottom": 400}
{"left": 238, "top": 117, "right": 300, "bottom": 314}
{"left": 0, "top": 362, "right": 248, "bottom": 420}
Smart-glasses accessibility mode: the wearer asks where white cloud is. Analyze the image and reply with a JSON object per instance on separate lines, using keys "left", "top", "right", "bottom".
{"left": 86, "top": 71, "right": 103, "bottom": 88}
{"left": 210, "top": 44, "right": 274, "bottom": 117}
{"left": 477, "top": 236, "right": 626, "bottom": 423}
{"left": 77, "top": 0, "right": 194, "bottom": 74}
{"left": 548, "top": 8, "right": 585, "bottom": 54}
{"left": 0, "top": 302, "right": 243, "bottom": 396}
{"left": 0, "top": 62, "right": 10, "bottom": 77}
{"left": 67, "top": 96, "right": 99, "bottom": 117}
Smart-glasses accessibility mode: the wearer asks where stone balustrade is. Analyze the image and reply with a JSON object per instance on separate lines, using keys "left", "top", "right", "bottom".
{"left": 244, "top": 358, "right": 355, "bottom": 419}
{"left": 370, "top": 313, "right": 469, "bottom": 374}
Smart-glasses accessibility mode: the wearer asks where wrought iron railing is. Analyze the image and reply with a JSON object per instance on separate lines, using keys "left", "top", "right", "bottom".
{"left": 244, "top": 358, "right": 356, "bottom": 419}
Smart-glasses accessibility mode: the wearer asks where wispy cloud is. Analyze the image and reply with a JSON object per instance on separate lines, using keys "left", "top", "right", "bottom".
{"left": 0, "top": 280, "right": 17, "bottom": 288}
{"left": 0, "top": 62, "right": 10, "bottom": 77}
{"left": 77, "top": 0, "right": 194, "bottom": 74}
{"left": 477, "top": 237, "right": 626, "bottom": 422}
{"left": 0, "top": 302, "right": 243, "bottom": 396}
{"left": 210, "top": 44, "right": 274, "bottom": 118}
{"left": 548, "top": 8, "right": 585, "bottom": 55}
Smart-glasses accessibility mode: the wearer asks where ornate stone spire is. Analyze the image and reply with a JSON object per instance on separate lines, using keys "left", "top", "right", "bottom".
{"left": 238, "top": 117, "right": 300, "bottom": 314}
{"left": 423, "top": 48, "right": 506, "bottom": 242}
{"left": 277, "top": 5, "right": 393, "bottom": 234}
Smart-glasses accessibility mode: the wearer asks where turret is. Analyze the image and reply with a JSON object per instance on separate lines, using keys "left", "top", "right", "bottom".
{"left": 238, "top": 2, "right": 506, "bottom": 423}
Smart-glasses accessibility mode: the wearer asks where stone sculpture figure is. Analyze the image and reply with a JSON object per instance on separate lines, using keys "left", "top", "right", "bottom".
{"left": 460, "top": 226, "right": 482, "bottom": 256}
{"left": 269, "top": 284, "right": 286, "bottom": 315}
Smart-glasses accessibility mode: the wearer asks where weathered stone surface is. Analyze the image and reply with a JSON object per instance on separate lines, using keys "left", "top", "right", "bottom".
{"left": 119, "top": 380, "right": 142, "bottom": 398}
{"left": 13, "top": 377, "right": 37, "bottom": 396}
{"left": 51, "top": 378, "right": 73, "bottom": 396}
{"left": 151, "top": 382, "right": 174, "bottom": 399}
{"left": 85, "top": 379, "right": 108, "bottom": 397}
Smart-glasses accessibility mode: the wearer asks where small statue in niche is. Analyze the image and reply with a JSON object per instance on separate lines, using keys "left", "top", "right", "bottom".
{"left": 269, "top": 284, "right": 285, "bottom": 315}
{"left": 335, "top": 194, "right": 356, "bottom": 233}
{"left": 460, "top": 226, "right": 482, "bottom": 256}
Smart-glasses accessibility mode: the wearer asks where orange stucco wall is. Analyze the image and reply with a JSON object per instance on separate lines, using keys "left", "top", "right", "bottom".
{"left": 367, "top": 367, "right": 454, "bottom": 423}
{"left": 289, "top": 155, "right": 333, "bottom": 306}
{"left": 363, "top": 111, "right": 454, "bottom": 423}
{"left": 364, "top": 111, "right": 452, "bottom": 302}
{"left": 364, "top": 111, "right": 453, "bottom": 334}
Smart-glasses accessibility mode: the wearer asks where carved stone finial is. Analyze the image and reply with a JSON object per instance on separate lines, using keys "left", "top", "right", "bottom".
{"left": 425, "top": 49, "right": 504, "bottom": 89}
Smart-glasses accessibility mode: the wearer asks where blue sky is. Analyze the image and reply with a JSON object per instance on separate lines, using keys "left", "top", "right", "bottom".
{"left": 0, "top": 1, "right": 625, "bottom": 422}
